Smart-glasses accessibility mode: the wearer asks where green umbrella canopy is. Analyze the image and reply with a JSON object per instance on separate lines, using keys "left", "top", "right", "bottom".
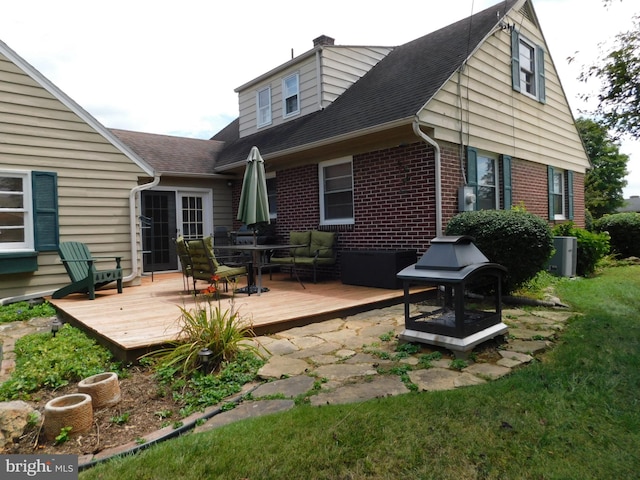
{"left": 237, "top": 146, "right": 270, "bottom": 228}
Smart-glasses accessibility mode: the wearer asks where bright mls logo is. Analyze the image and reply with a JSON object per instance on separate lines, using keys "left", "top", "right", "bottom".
{"left": 1, "top": 455, "right": 78, "bottom": 479}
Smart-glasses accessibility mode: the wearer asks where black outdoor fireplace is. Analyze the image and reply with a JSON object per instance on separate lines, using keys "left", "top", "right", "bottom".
{"left": 396, "top": 236, "right": 508, "bottom": 356}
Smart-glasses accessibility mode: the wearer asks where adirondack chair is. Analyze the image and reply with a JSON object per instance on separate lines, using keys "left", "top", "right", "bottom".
{"left": 52, "top": 242, "right": 123, "bottom": 300}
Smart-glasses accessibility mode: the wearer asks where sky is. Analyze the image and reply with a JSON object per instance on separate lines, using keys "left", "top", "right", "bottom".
{"left": 1, "top": 0, "right": 639, "bottom": 197}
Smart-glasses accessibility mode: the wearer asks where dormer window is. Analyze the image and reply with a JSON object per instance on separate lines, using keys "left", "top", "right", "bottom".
{"left": 257, "top": 87, "right": 272, "bottom": 127}
{"left": 283, "top": 73, "right": 300, "bottom": 118}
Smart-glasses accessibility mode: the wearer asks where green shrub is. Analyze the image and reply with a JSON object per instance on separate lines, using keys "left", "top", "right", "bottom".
{"left": 445, "top": 210, "right": 553, "bottom": 293}
{"left": 593, "top": 212, "right": 640, "bottom": 258}
{"left": 552, "top": 222, "right": 610, "bottom": 276}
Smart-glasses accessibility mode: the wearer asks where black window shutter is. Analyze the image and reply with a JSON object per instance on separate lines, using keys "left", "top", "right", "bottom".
{"left": 32, "top": 171, "right": 59, "bottom": 251}
{"left": 501, "top": 155, "right": 512, "bottom": 210}
{"left": 466, "top": 146, "right": 479, "bottom": 210}
{"left": 511, "top": 30, "right": 521, "bottom": 93}
{"left": 536, "top": 45, "right": 546, "bottom": 103}
{"left": 567, "top": 171, "right": 574, "bottom": 220}
{"left": 547, "top": 166, "right": 554, "bottom": 220}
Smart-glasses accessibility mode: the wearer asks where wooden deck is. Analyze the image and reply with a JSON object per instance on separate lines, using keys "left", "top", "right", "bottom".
{"left": 49, "top": 272, "right": 430, "bottom": 362}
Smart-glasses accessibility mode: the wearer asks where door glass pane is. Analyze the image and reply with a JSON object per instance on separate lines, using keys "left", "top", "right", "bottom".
{"left": 182, "top": 195, "right": 205, "bottom": 240}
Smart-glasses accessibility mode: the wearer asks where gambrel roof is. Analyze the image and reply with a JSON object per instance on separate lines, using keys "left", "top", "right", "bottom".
{"left": 213, "top": 0, "right": 520, "bottom": 169}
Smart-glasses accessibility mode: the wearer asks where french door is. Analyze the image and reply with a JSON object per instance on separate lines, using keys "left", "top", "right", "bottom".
{"left": 141, "top": 189, "right": 212, "bottom": 272}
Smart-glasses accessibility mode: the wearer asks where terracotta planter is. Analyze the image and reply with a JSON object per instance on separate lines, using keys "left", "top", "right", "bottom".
{"left": 78, "top": 372, "right": 121, "bottom": 409}
{"left": 43, "top": 393, "right": 93, "bottom": 440}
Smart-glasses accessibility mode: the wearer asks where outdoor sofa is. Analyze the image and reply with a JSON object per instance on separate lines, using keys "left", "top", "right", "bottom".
{"left": 270, "top": 230, "right": 336, "bottom": 283}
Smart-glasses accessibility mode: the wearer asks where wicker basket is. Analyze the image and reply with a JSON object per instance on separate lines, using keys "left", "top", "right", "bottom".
{"left": 78, "top": 372, "right": 121, "bottom": 409}
{"left": 43, "top": 393, "right": 93, "bottom": 440}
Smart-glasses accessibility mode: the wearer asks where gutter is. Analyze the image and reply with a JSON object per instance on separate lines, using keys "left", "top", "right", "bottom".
{"left": 124, "top": 176, "right": 161, "bottom": 283}
{"left": 412, "top": 117, "right": 443, "bottom": 237}
{"left": 216, "top": 117, "right": 412, "bottom": 172}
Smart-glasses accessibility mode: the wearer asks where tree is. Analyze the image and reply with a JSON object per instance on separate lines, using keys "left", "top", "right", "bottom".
{"left": 576, "top": 117, "right": 629, "bottom": 217}
{"left": 579, "top": 13, "right": 640, "bottom": 139}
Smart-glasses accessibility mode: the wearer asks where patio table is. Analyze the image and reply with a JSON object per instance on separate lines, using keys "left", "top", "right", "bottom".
{"left": 215, "top": 244, "right": 305, "bottom": 296}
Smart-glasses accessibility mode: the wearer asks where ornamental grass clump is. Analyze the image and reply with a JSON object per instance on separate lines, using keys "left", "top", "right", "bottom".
{"left": 148, "top": 277, "right": 262, "bottom": 377}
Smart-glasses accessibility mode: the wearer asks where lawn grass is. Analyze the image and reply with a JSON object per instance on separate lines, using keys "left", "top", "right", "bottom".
{"left": 80, "top": 265, "right": 640, "bottom": 479}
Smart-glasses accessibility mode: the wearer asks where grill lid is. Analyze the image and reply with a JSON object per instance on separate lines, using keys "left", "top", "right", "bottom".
{"left": 415, "top": 236, "right": 489, "bottom": 271}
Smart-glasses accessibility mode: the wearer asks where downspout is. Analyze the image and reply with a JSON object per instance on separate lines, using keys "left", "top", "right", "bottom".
{"left": 124, "top": 176, "right": 161, "bottom": 283}
{"left": 412, "top": 116, "right": 443, "bottom": 236}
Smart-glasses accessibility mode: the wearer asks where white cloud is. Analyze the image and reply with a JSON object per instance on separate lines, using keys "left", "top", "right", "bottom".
{"left": 1, "top": 0, "right": 639, "bottom": 196}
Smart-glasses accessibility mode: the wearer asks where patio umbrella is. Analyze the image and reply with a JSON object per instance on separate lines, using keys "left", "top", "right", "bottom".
{"left": 236, "top": 146, "right": 270, "bottom": 295}
{"left": 236, "top": 146, "right": 270, "bottom": 238}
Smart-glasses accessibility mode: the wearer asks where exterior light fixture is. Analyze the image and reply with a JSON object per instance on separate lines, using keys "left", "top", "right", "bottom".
{"left": 51, "top": 318, "right": 63, "bottom": 337}
{"left": 198, "top": 347, "right": 213, "bottom": 371}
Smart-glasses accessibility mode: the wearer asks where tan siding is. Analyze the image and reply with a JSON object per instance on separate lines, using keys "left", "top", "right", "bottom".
{"left": 321, "top": 46, "right": 391, "bottom": 105}
{"left": 419, "top": 14, "right": 589, "bottom": 173}
{"left": 238, "top": 55, "right": 318, "bottom": 138}
{"left": 0, "top": 51, "right": 147, "bottom": 301}
{"left": 237, "top": 46, "right": 391, "bottom": 138}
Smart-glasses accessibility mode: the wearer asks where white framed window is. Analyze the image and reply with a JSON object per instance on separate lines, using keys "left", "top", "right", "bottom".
{"left": 282, "top": 73, "right": 300, "bottom": 118}
{"left": 519, "top": 38, "right": 536, "bottom": 97}
{"left": 551, "top": 169, "right": 565, "bottom": 220}
{"left": 511, "top": 30, "right": 545, "bottom": 103}
{"left": 319, "top": 157, "right": 354, "bottom": 225}
{"left": 257, "top": 86, "right": 272, "bottom": 127}
{"left": 476, "top": 153, "right": 499, "bottom": 210}
{"left": 0, "top": 171, "right": 32, "bottom": 250}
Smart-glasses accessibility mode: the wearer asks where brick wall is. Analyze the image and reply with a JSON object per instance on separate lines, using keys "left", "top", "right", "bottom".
{"left": 512, "top": 158, "right": 586, "bottom": 229}
{"left": 231, "top": 140, "right": 586, "bottom": 278}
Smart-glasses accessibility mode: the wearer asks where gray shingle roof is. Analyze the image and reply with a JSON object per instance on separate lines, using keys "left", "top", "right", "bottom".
{"left": 110, "top": 129, "right": 225, "bottom": 176}
{"left": 618, "top": 197, "right": 640, "bottom": 213}
{"left": 213, "top": 0, "right": 519, "bottom": 168}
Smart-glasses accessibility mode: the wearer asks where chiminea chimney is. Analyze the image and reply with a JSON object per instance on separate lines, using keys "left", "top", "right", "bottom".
{"left": 313, "top": 35, "right": 335, "bottom": 47}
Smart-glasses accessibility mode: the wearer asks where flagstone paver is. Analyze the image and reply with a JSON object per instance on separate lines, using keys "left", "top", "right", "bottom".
{"left": 310, "top": 375, "right": 409, "bottom": 406}
{"left": 252, "top": 375, "right": 316, "bottom": 399}
{"left": 408, "top": 368, "right": 463, "bottom": 391}
{"left": 464, "top": 363, "right": 511, "bottom": 379}
{"left": 257, "top": 355, "right": 309, "bottom": 379}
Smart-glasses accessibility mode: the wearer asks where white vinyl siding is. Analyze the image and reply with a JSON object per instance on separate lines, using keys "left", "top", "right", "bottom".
{"left": 418, "top": 10, "right": 589, "bottom": 175}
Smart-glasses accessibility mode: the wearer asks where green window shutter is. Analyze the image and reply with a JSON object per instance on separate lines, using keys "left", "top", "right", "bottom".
{"left": 466, "top": 146, "right": 479, "bottom": 210}
{"left": 536, "top": 45, "right": 546, "bottom": 103}
{"left": 511, "top": 29, "right": 521, "bottom": 93}
{"left": 501, "top": 155, "right": 512, "bottom": 210}
{"left": 547, "top": 166, "right": 554, "bottom": 220}
{"left": 32, "top": 171, "right": 59, "bottom": 251}
{"left": 567, "top": 170, "right": 574, "bottom": 220}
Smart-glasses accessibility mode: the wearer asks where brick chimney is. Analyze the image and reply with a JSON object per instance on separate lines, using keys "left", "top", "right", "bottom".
{"left": 313, "top": 35, "right": 335, "bottom": 47}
